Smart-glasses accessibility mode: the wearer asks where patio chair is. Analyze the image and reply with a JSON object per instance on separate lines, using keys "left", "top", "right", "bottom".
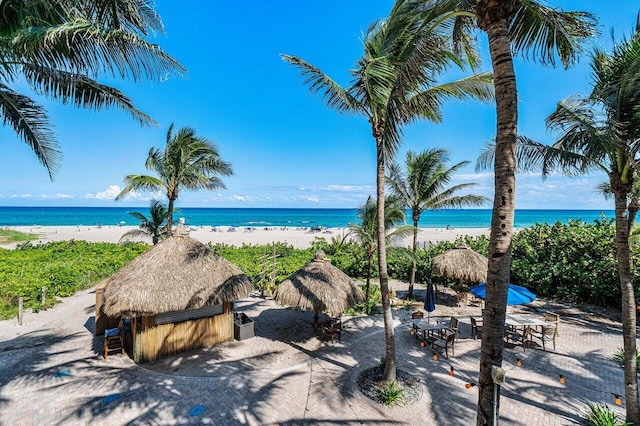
{"left": 470, "top": 316, "right": 483, "bottom": 340}
{"left": 456, "top": 292, "right": 467, "bottom": 307}
{"left": 504, "top": 325, "right": 531, "bottom": 352}
{"left": 411, "top": 311, "right": 424, "bottom": 319}
{"left": 321, "top": 318, "right": 342, "bottom": 343}
{"left": 449, "top": 317, "right": 459, "bottom": 342}
{"left": 529, "top": 313, "right": 559, "bottom": 351}
{"left": 432, "top": 331, "right": 456, "bottom": 358}
{"left": 104, "top": 318, "right": 124, "bottom": 358}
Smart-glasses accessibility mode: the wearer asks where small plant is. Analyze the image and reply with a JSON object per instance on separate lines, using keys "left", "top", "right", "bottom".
{"left": 378, "top": 356, "right": 386, "bottom": 369}
{"left": 611, "top": 347, "right": 640, "bottom": 368}
{"left": 582, "top": 403, "right": 629, "bottom": 426}
{"left": 378, "top": 381, "right": 406, "bottom": 407}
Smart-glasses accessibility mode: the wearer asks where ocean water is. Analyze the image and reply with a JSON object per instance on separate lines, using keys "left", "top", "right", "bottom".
{"left": 0, "top": 206, "right": 616, "bottom": 229}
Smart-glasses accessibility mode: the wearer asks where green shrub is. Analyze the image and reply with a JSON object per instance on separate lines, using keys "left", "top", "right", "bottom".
{"left": 378, "top": 381, "right": 406, "bottom": 407}
{"left": 611, "top": 347, "right": 640, "bottom": 368}
{"left": 582, "top": 403, "right": 629, "bottom": 426}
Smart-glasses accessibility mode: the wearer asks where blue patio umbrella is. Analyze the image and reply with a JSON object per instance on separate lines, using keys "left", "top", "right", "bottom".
{"left": 424, "top": 281, "right": 436, "bottom": 321}
{"left": 470, "top": 283, "right": 536, "bottom": 305}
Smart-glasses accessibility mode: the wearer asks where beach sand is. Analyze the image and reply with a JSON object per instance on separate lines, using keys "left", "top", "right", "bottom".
{"left": 8, "top": 225, "right": 490, "bottom": 249}
{"left": 8, "top": 226, "right": 489, "bottom": 248}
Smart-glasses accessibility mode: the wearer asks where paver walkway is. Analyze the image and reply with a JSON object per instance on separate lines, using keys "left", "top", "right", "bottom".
{"left": 0, "top": 285, "right": 630, "bottom": 425}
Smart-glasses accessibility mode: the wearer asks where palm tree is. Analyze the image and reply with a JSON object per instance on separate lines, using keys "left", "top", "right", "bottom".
{"left": 0, "top": 0, "right": 185, "bottom": 179}
{"left": 119, "top": 200, "right": 169, "bottom": 245}
{"left": 116, "top": 124, "right": 234, "bottom": 236}
{"left": 387, "top": 148, "right": 488, "bottom": 299}
{"left": 399, "top": 1, "right": 595, "bottom": 421}
{"left": 348, "top": 195, "right": 413, "bottom": 303}
{"left": 283, "top": 0, "right": 494, "bottom": 383}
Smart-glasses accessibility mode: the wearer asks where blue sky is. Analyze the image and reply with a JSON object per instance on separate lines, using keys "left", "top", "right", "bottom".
{"left": 0, "top": 1, "right": 637, "bottom": 209}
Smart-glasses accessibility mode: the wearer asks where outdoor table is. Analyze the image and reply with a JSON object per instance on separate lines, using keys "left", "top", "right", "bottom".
{"left": 412, "top": 319, "right": 450, "bottom": 344}
{"left": 504, "top": 314, "right": 546, "bottom": 348}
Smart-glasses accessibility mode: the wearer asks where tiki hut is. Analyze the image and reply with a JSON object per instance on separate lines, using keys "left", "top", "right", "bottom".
{"left": 274, "top": 251, "right": 364, "bottom": 325}
{"left": 431, "top": 243, "right": 488, "bottom": 285}
{"left": 99, "top": 226, "right": 253, "bottom": 363}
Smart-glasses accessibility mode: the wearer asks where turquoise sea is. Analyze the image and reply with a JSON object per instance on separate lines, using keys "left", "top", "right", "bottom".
{"left": 0, "top": 207, "right": 615, "bottom": 229}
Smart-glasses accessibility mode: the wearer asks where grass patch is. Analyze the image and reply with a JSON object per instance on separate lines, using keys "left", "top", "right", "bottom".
{"left": 0, "top": 229, "right": 39, "bottom": 244}
{"left": 378, "top": 381, "right": 407, "bottom": 407}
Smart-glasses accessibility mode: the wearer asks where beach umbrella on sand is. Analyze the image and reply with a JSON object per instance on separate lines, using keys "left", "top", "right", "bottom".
{"left": 424, "top": 280, "right": 436, "bottom": 322}
{"left": 274, "top": 251, "right": 365, "bottom": 325}
{"left": 431, "top": 243, "right": 488, "bottom": 285}
{"left": 470, "top": 283, "right": 536, "bottom": 306}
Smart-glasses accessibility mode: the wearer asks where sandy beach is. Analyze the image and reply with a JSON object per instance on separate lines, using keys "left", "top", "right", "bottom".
{"left": 8, "top": 225, "right": 490, "bottom": 249}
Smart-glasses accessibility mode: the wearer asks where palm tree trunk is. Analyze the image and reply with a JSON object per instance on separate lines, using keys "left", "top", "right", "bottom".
{"left": 408, "top": 216, "right": 419, "bottom": 300}
{"left": 166, "top": 197, "right": 175, "bottom": 237}
{"left": 366, "top": 252, "right": 372, "bottom": 303}
{"left": 614, "top": 190, "right": 640, "bottom": 423}
{"left": 376, "top": 134, "right": 396, "bottom": 384}
{"left": 476, "top": 12, "right": 517, "bottom": 426}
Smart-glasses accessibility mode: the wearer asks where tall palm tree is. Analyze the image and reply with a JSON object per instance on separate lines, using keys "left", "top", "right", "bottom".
{"left": 348, "top": 195, "right": 413, "bottom": 303}
{"left": 481, "top": 26, "right": 640, "bottom": 422}
{"left": 387, "top": 148, "right": 488, "bottom": 299}
{"left": 283, "top": 0, "right": 494, "bottom": 383}
{"left": 400, "top": 1, "right": 595, "bottom": 421}
{"left": 0, "top": 0, "right": 185, "bottom": 179}
{"left": 119, "top": 200, "right": 169, "bottom": 245}
{"left": 116, "top": 124, "right": 234, "bottom": 236}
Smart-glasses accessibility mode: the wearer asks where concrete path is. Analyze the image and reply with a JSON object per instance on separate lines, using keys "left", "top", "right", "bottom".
{"left": 0, "top": 286, "right": 629, "bottom": 425}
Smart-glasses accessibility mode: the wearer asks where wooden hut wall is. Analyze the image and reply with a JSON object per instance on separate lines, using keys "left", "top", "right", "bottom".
{"left": 136, "top": 302, "right": 233, "bottom": 363}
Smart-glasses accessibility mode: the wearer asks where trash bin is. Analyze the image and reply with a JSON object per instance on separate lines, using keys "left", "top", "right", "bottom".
{"left": 234, "top": 312, "right": 255, "bottom": 340}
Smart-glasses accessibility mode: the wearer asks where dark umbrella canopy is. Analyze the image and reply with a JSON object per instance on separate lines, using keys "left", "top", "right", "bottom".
{"left": 431, "top": 243, "right": 488, "bottom": 284}
{"left": 424, "top": 281, "right": 436, "bottom": 313}
{"left": 274, "top": 251, "right": 364, "bottom": 322}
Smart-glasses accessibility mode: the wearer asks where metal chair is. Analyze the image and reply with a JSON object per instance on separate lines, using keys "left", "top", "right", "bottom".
{"left": 449, "top": 317, "right": 459, "bottom": 342}
{"left": 104, "top": 318, "right": 124, "bottom": 358}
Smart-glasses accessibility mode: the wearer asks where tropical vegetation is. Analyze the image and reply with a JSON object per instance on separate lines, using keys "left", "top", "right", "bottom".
{"left": 387, "top": 148, "right": 488, "bottom": 300}
{"left": 348, "top": 195, "right": 412, "bottom": 303}
{"left": 119, "top": 200, "right": 169, "bottom": 245}
{"left": 477, "top": 23, "right": 640, "bottom": 422}
{"left": 283, "top": 0, "right": 493, "bottom": 384}
{"left": 116, "top": 124, "right": 234, "bottom": 236}
{"left": 404, "top": 0, "right": 597, "bottom": 421}
{"left": 0, "top": 0, "right": 184, "bottom": 178}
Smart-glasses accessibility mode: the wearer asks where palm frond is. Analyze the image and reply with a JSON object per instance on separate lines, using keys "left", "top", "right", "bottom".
{"left": 116, "top": 174, "right": 165, "bottom": 200}
{"left": 0, "top": 83, "right": 61, "bottom": 179}
{"left": 510, "top": 0, "right": 598, "bottom": 68}
{"left": 22, "top": 64, "right": 155, "bottom": 125}
{"left": 281, "top": 54, "right": 361, "bottom": 115}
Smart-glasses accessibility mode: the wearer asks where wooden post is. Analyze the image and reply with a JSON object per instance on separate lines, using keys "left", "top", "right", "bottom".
{"left": 260, "top": 247, "right": 266, "bottom": 297}
{"left": 18, "top": 297, "right": 23, "bottom": 325}
{"left": 41, "top": 287, "right": 46, "bottom": 307}
{"left": 271, "top": 244, "right": 276, "bottom": 292}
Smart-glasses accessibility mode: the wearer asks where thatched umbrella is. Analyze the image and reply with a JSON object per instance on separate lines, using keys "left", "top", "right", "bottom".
{"left": 103, "top": 226, "right": 253, "bottom": 317}
{"left": 431, "top": 243, "right": 488, "bottom": 285}
{"left": 274, "top": 251, "right": 364, "bottom": 325}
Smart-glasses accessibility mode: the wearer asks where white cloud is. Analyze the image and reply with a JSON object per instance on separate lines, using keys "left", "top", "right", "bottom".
{"left": 85, "top": 185, "right": 122, "bottom": 200}
{"left": 232, "top": 194, "right": 249, "bottom": 201}
{"left": 10, "top": 193, "right": 32, "bottom": 199}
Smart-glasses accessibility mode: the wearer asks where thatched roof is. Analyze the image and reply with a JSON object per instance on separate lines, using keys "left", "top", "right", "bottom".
{"left": 431, "top": 243, "right": 488, "bottom": 283}
{"left": 274, "top": 251, "right": 364, "bottom": 316}
{"left": 103, "top": 226, "right": 253, "bottom": 317}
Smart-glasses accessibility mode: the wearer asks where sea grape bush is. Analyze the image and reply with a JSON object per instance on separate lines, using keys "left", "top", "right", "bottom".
{"left": 0, "top": 219, "right": 635, "bottom": 320}
{"left": 0, "top": 240, "right": 148, "bottom": 319}
{"left": 510, "top": 218, "right": 632, "bottom": 306}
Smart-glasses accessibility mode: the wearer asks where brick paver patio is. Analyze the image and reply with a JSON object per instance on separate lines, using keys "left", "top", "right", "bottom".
{"left": 0, "top": 286, "right": 630, "bottom": 425}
